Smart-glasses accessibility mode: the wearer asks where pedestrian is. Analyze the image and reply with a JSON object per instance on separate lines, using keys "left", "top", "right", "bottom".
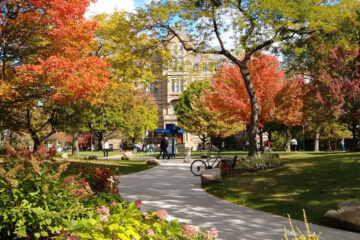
{"left": 291, "top": 138, "right": 298, "bottom": 151}
{"left": 266, "top": 140, "right": 272, "bottom": 151}
{"left": 197, "top": 143, "right": 202, "bottom": 152}
{"left": 245, "top": 141, "right": 249, "bottom": 151}
{"left": 340, "top": 138, "right": 345, "bottom": 152}
{"left": 149, "top": 143, "right": 154, "bottom": 153}
{"left": 104, "top": 140, "right": 109, "bottom": 157}
{"left": 157, "top": 136, "right": 169, "bottom": 159}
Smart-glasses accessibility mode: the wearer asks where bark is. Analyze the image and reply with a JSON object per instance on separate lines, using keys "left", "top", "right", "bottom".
{"left": 32, "top": 137, "right": 41, "bottom": 152}
{"left": 259, "top": 130, "right": 263, "bottom": 152}
{"left": 328, "top": 139, "right": 332, "bottom": 151}
{"left": 315, "top": 126, "right": 321, "bottom": 152}
{"left": 72, "top": 131, "right": 79, "bottom": 157}
{"left": 199, "top": 135, "right": 207, "bottom": 150}
{"left": 239, "top": 59, "right": 259, "bottom": 156}
{"left": 286, "top": 127, "right": 292, "bottom": 152}
{"left": 268, "top": 130, "right": 272, "bottom": 142}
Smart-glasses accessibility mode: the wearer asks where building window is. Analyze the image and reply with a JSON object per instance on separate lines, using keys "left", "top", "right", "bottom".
{"left": 172, "top": 43, "right": 177, "bottom": 54}
{"left": 154, "top": 81, "right": 159, "bottom": 94}
{"left": 180, "top": 80, "right": 184, "bottom": 92}
{"left": 176, "top": 80, "right": 179, "bottom": 92}
{"left": 172, "top": 79, "right": 175, "bottom": 92}
{"left": 172, "top": 58, "right": 177, "bottom": 71}
{"left": 148, "top": 82, "right": 153, "bottom": 93}
{"left": 178, "top": 45, "right": 183, "bottom": 54}
{"left": 203, "top": 62, "right": 208, "bottom": 72}
{"left": 178, "top": 58, "right": 183, "bottom": 71}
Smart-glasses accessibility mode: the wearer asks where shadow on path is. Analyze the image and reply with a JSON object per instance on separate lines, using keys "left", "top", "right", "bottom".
{"left": 117, "top": 162, "right": 360, "bottom": 240}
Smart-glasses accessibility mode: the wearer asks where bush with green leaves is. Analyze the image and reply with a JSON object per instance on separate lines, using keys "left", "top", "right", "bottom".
{"left": 66, "top": 200, "right": 218, "bottom": 240}
{"left": 0, "top": 145, "right": 90, "bottom": 239}
{"left": 236, "top": 152, "right": 281, "bottom": 170}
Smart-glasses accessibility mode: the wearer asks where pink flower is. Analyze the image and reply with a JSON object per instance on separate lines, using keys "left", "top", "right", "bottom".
{"left": 155, "top": 209, "right": 168, "bottom": 221}
{"left": 66, "top": 234, "right": 79, "bottom": 240}
{"left": 95, "top": 206, "right": 110, "bottom": 215}
{"left": 182, "top": 225, "right": 199, "bottom": 239}
{"left": 144, "top": 213, "right": 152, "bottom": 220}
{"left": 135, "top": 199, "right": 143, "bottom": 208}
{"left": 147, "top": 228, "right": 154, "bottom": 236}
{"left": 204, "top": 227, "right": 218, "bottom": 240}
{"left": 111, "top": 202, "right": 118, "bottom": 208}
{"left": 99, "top": 214, "right": 109, "bottom": 222}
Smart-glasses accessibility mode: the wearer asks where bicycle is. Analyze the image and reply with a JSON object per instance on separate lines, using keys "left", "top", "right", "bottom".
{"left": 190, "top": 152, "right": 238, "bottom": 176}
{"left": 190, "top": 151, "right": 223, "bottom": 176}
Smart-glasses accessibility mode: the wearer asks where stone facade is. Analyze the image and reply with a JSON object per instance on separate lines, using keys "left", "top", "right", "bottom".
{"left": 146, "top": 38, "right": 229, "bottom": 150}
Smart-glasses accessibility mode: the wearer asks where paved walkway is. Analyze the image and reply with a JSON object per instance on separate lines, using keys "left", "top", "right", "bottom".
{"left": 117, "top": 160, "right": 360, "bottom": 240}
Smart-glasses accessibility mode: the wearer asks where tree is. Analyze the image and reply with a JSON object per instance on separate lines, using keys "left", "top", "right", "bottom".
{"left": 0, "top": 0, "right": 111, "bottom": 151}
{"left": 141, "top": 0, "right": 358, "bottom": 155}
{"left": 176, "top": 80, "right": 245, "bottom": 149}
{"left": 93, "top": 10, "right": 169, "bottom": 83}
{"left": 271, "top": 77, "right": 306, "bottom": 151}
{"left": 319, "top": 121, "right": 352, "bottom": 151}
{"left": 88, "top": 83, "right": 158, "bottom": 149}
{"left": 122, "top": 89, "right": 159, "bottom": 146}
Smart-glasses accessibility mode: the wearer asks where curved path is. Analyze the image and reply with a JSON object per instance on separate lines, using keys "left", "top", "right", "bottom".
{"left": 117, "top": 160, "right": 360, "bottom": 240}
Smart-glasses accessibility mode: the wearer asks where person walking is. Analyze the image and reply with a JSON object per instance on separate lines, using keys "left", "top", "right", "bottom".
{"left": 157, "top": 136, "right": 169, "bottom": 159}
{"left": 149, "top": 143, "right": 154, "bottom": 153}
{"left": 104, "top": 140, "right": 109, "bottom": 157}
{"left": 340, "top": 139, "right": 345, "bottom": 152}
{"left": 291, "top": 138, "right": 298, "bottom": 151}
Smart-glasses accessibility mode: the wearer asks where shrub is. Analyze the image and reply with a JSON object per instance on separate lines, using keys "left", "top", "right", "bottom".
{"left": 65, "top": 162, "right": 119, "bottom": 194}
{"left": 0, "top": 145, "right": 90, "bottom": 239}
{"left": 66, "top": 200, "right": 218, "bottom": 240}
{"left": 236, "top": 152, "right": 281, "bottom": 170}
{"left": 84, "top": 192, "right": 123, "bottom": 208}
{"left": 283, "top": 210, "right": 321, "bottom": 240}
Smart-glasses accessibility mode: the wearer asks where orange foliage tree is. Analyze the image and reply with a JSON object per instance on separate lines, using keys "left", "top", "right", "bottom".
{"left": 205, "top": 53, "right": 305, "bottom": 150}
{"left": 0, "top": 0, "right": 111, "bottom": 151}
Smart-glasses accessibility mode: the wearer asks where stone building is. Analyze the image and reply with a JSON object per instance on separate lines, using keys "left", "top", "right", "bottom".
{"left": 146, "top": 38, "right": 234, "bottom": 150}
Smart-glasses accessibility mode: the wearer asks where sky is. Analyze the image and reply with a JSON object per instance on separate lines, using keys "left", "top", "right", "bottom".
{"left": 86, "top": 0, "right": 146, "bottom": 17}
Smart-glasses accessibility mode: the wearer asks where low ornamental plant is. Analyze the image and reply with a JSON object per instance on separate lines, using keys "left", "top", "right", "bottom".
{"left": 0, "top": 145, "right": 90, "bottom": 239}
{"left": 66, "top": 163, "right": 119, "bottom": 194}
{"left": 283, "top": 210, "right": 321, "bottom": 240}
{"left": 66, "top": 199, "right": 219, "bottom": 240}
{"left": 236, "top": 152, "right": 281, "bottom": 171}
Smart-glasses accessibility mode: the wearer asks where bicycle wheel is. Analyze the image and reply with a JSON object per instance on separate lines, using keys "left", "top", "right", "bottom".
{"left": 190, "top": 160, "right": 207, "bottom": 176}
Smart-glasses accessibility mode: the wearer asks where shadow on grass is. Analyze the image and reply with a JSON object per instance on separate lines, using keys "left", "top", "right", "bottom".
{"left": 204, "top": 152, "right": 360, "bottom": 225}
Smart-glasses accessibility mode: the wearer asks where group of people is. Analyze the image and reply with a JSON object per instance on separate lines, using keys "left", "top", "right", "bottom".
{"left": 157, "top": 136, "right": 177, "bottom": 159}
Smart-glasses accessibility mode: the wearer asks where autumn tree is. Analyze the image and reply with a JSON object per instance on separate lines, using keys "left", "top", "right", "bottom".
{"left": 0, "top": 0, "right": 111, "bottom": 151}
{"left": 176, "top": 80, "right": 245, "bottom": 149}
{"left": 270, "top": 77, "right": 306, "bottom": 151}
{"left": 140, "top": 0, "right": 358, "bottom": 155}
{"left": 88, "top": 83, "right": 158, "bottom": 150}
{"left": 205, "top": 53, "right": 285, "bottom": 138}
{"left": 93, "top": 10, "right": 169, "bottom": 84}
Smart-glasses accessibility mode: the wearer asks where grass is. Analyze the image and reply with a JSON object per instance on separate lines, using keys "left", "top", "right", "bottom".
{"left": 203, "top": 152, "right": 360, "bottom": 225}
{"left": 55, "top": 158, "right": 157, "bottom": 176}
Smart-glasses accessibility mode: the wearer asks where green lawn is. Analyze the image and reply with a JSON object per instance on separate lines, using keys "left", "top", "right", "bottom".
{"left": 56, "top": 158, "right": 157, "bottom": 176}
{"left": 203, "top": 152, "right": 360, "bottom": 225}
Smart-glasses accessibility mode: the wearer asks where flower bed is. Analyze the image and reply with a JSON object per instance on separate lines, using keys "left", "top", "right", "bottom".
{"left": 0, "top": 145, "right": 218, "bottom": 239}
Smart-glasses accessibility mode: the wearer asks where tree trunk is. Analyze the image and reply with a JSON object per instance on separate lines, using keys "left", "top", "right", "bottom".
{"left": 259, "top": 130, "right": 263, "bottom": 152}
{"left": 95, "top": 132, "right": 103, "bottom": 150}
{"left": 200, "top": 135, "right": 207, "bottom": 150}
{"left": 72, "top": 131, "right": 79, "bottom": 157}
{"left": 239, "top": 60, "right": 259, "bottom": 156}
{"left": 32, "top": 137, "right": 41, "bottom": 153}
{"left": 268, "top": 130, "right": 272, "bottom": 142}
{"left": 328, "top": 139, "right": 332, "bottom": 151}
{"left": 286, "top": 127, "right": 292, "bottom": 152}
{"left": 315, "top": 126, "right": 320, "bottom": 152}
